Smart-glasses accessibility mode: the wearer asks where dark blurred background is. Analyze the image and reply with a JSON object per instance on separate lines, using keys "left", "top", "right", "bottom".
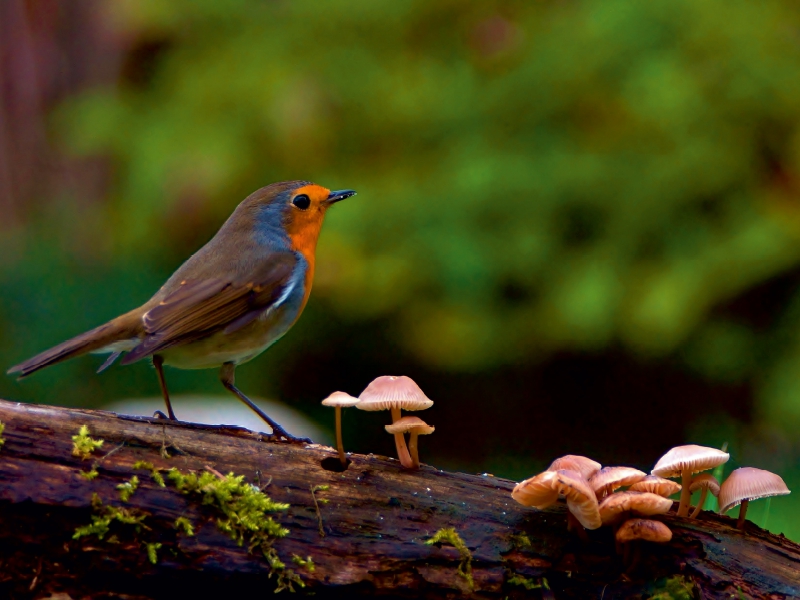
{"left": 1, "top": 0, "right": 799, "bottom": 538}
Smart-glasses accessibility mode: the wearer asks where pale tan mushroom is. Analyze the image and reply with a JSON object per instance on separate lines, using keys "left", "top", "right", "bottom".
{"left": 616, "top": 518, "right": 672, "bottom": 543}
{"left": 615, "top": 518, "right": 672, "bottom": 569}
{"left": 511, "top": 471, "right": 559, "bottom": 509}
{"left": 356, "top": 375, "right": 433, "bottom": 469}
{"left": 385, "top": 416, "right": 434, "bottom": 469}
{"left": 651, "top": 444, "right": 729, "bottom": 517}
{"left": 598, "top": 491, "right": 673, "bottom": 526}
{"left": 588, "top": 466, "right": 646, "bottom": 499}
{"left": 511, "top": 469, "right": 600, "bottom": 540}
{"left": 629, "top": 475, "right": 682, "bottom": 498}
{"left": 719, "top": 467, "right": 791, "bottom": 529}
{"left": 688, "top": 473, "right": 720, "bottom": 519}
{"left": 548, "top": 455, "right": 602, "bottom": 480}
{"left": 553, "top": 469, "right": 602, "bottom": 532}
{"left": 321, "top": 391, "right": 360, "bottom": 466}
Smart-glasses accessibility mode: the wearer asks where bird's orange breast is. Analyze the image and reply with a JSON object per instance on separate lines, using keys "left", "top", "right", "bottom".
{"left": 283, "top": 183, "right": 331, "bottom": 315}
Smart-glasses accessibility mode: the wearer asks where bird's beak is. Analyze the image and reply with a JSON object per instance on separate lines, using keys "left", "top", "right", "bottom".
{"left": 326, "top": 189, "right": 357, "bottom": 204}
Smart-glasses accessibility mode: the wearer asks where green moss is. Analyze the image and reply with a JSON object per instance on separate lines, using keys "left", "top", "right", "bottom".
{"left": 145, "top": 542, "right": 162, "bottom": 565}
{"left": 426, "top": 527, "right": 474, "bottom": 590}
{"left": 80, "top": 468, "right": 99, "bottom": 480}
{"left": 72, "top": 425, "right": 104, "bottom": 460}
{"left": 507, "top": 573, "right": 549, "bottom": 591}
{"left": 73, "top": 493, "right": 148, "bottom": 541}
{"left": 174, "top": 516, "right": 195, "bottom": 536}
{"left": 117, "top": 475, "right": 140, "bottom": 502}
{"left": 509, "top": 532, "right": 533, "bottom": 550}
{"left": 292, "top": 555, "right": 315, "bottom": 572}
{"left": 646, "top": 575, "right": 698, "bottom": 600}
{"left": 166, "top": 467, "right": 303, "bottom": 592}
{"left": 0, "top": 420, "right": 5, "bottom": 447}
{"left": 133, "top": 460, "right": 166, "bottom": 487}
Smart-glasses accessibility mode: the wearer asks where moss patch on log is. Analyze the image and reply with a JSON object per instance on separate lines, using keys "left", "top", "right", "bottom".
{"left": 426, "top": 527, "right": 474, "bottom": 590}
{"left": 166, "top": 467, "right": 303, "bottom": 592}
{"left": 71, "top": 425, "right": 104, "bottom": 459}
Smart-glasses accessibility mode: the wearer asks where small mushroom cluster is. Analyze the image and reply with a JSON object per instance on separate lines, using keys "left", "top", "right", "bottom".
{"left": 512, "top": 443, "right": 792, "bottom": 561}
{"left": 512, "top": 455, "right": 679, "bottom": 560}
{"left": 321, "top": 375, "right": 434, "bottom": 469}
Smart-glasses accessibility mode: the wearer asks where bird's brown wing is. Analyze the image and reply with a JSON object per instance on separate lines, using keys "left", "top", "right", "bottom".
{"left": 120, "top": 255, "right": 297, "bottom": 365}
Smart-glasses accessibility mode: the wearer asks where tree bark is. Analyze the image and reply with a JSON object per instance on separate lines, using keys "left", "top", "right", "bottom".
{"left": 0, "top": 398, "right": 797, "bottom": 599}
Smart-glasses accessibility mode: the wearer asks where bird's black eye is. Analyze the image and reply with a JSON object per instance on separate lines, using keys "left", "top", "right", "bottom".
{"left": 292, "top": 194, "right": 311, "bottom": 210}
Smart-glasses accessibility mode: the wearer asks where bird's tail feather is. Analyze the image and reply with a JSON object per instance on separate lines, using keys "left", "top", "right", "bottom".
{"left": 7, "top": 314, "right": 141, "bottom": 378}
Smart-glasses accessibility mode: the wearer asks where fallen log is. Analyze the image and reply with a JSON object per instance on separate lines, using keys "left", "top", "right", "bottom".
{"left": 0, "top": 398, "right": 797, "bottom": 599}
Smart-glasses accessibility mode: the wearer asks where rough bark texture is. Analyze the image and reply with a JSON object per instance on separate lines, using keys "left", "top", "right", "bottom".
{"left": 0, "top": 398, "right": 798, "bottom": 600}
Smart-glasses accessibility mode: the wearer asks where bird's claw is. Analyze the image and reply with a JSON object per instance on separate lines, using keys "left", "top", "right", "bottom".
{"left": 153, "top": 410, "right": 170, "bottom": 420}
{"left": 269, "top": 427, "right": 312, "bottom": 444}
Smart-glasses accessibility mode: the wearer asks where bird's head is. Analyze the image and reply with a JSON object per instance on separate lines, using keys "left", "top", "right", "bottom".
{"left": 240, "top": 180, "right": 356, "bottom": 256}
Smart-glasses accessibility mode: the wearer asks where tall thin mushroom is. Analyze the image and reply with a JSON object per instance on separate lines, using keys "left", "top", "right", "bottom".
{"left": 688, "top": 473, "right": 720, "bottom": 519}
{"left": 718, "top": 467, "right": 791, "bottom": 529}
{"left": 651, "top": 445, "right": 729, "bottom": 517}
{"left": 321, "top": 391, "right": 360, "bottom": 466}
{"left": 356, "top": 375, "right": 433, "bottom": 469}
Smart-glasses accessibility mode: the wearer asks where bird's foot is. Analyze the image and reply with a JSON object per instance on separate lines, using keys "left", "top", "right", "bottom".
{"left": 153, "top": 410, "right": 177, "bottom": 420}
{"left": 268, "top": 425, "right": 312, "bottom": 444}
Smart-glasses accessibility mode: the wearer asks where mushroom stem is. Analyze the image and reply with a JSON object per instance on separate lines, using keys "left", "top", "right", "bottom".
{"left": 737, "top": 499, "right": 749, "bottom": 529}
{"left": 677, "top": 470, "right": 692, "bottom": 517}
{"left": 689, "top": 488, "right": 708, "bottom": 519}
{"left": 334, "top": 407, "right": 346, "bottom": 466}
{"left": 566, "top": 512, "right": 589, "bottom": 542}
{"left": 408, "top": 432, "right": 421, "bottom": 469}
{"left": 390, "top": 407, "right": 413, "bottom": 468}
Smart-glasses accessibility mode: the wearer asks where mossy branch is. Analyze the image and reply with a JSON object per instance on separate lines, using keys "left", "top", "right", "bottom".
{"left": 0, "top": 399, "right": 798, "bottom": 599}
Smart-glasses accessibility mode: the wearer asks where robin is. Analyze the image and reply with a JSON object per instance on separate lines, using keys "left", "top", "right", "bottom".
{"left": 7, "top": 181, "right": 356, "bottom": 442}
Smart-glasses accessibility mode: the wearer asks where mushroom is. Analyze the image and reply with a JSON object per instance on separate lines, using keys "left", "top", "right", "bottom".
{"left": 356, "top": 375, "right": 433, "bottom": 469}
{"left": 321, "top": 391, "right": 360, "bottom": 466}
{"left": 588, "top": 466, "right": 646, "bottom": 499}
{"left": 385, "top": 416, "right": 434, "bottom": 469}
{"left": 511, "top": 470, "right": 559, "bottom": 509}
{"left": 548, "top": 455, "right": 602, "bottom": 480}
{"left": 651, "top": 444, "right": 729, "bottom": 517}
{"left": 629, "top": 475, "right": 682, "bottom": 498}
{"left": 688, "top": 473, "right": 720, "bottom": 519}
{"left": 616, "top": 518, "right": 673, "bottom": 543}
{"left": 553, "top": 469, "right": 602, "bottom": 535}
{"left": 718, "top": 467, "right": 791, "bottom": 529}
{"left": 598, "top": 491, "right": 673, "bottom": 526}
{"left": 511, "top": 469, "right": 600, "bottom": 540}
{"left": 615, "top": 518, "right": 672, "bottom": 569}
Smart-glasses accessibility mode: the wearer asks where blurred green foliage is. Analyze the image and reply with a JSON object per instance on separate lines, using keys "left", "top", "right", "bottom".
{"left": 2, "top": 0, "right": 800, "bottom": 538}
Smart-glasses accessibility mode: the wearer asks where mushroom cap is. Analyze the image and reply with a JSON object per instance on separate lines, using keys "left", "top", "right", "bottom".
{"left": 511, "top": 471, "right": 559, "bottom": 509}
{"left": 689, "top": 473, "right": 720, "bottom": 496}
{"left": 651, "top": 445, "right": 729, "bottom": 478}
{"left": 629, "top": 475, "right": 682, "bottom": 497}
{"left": 356, "top": 375, "right": 433, "bottom": 411}
{"left": 553, "top": 470, "right": 602, "bottom": 530}
{"left": 598, "top": 491, "right": 673, "bottom": 526}
{"left": 321, "top": 391, "right": 360, "bottom": 408}
{"left": 615, "top": 519, "right": 672, "bottom": 543}
{"left": 718, "top": 467, "right": 791, "bottom": 514}
{"left": 588, "top": 466, "right": 646, "bottom": 497}
{"left": 548, "top": 455, "right": 602, "bottom": 480}
{"left": 384, "top": 416, "right": 435, "bottom": 435}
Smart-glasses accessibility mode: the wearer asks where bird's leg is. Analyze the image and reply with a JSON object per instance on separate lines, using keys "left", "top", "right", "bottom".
{"left": 219, "top": 362, "right": 311, "bottom": 444}
{"left": 153, "top": 355, "right": 177, "bottom": 420}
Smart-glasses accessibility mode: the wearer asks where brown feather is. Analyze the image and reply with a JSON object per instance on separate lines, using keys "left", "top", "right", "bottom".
{"left": 6, "top": 311, "right": 143, "bottom": 378}
{"left": 120, "top": 256, "right": 296, "bottom": 365}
